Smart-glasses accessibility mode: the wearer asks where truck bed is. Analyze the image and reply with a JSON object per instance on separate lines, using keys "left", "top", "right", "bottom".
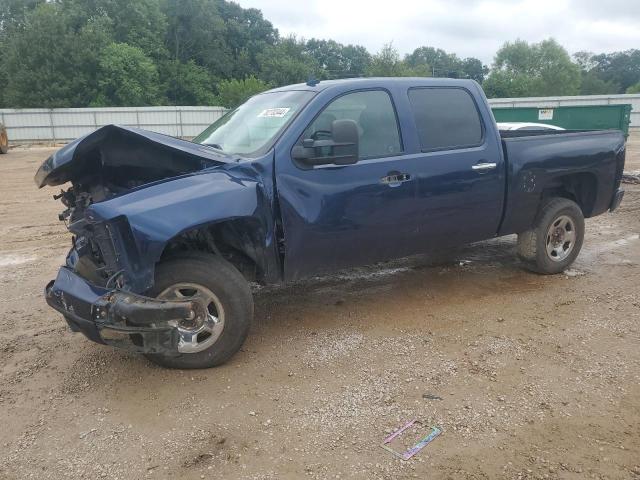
{"left": 499, "top": 129, "right": 593, "bottom": 139}
{"left": 498, "top": 129, "right": 626, "bottom": 236}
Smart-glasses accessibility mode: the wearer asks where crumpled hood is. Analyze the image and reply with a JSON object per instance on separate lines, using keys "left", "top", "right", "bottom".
{"left": 34, "top": 124, "right": 230, "bottom": 188}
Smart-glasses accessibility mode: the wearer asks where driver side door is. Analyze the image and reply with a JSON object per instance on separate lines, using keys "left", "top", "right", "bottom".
{"left": 276, "top": 89, "right": 423, "bottom": 281}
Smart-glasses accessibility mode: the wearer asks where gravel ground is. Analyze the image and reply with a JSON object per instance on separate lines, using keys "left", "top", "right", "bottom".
{"left": 0, "top": 135, "right": 639, "bottom": 479}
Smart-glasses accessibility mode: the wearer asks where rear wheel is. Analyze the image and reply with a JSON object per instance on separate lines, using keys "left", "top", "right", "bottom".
{"left": 517, "top": 197, "right": 585, "bottom": 274}
{"left": 0, "top": 125, "right": 8, "bottom": 154}
{"left": 144, "top": 252, "right": 253, "bottom": 369}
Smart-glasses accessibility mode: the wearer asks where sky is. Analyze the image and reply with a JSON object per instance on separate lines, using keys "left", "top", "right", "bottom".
{"left": 236, "top": 0, "right": 640, "bottom": 64}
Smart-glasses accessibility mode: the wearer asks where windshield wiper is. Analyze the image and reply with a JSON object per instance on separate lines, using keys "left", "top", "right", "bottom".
{"left": 202, "top": 143, "right": 223, "bottom": 151}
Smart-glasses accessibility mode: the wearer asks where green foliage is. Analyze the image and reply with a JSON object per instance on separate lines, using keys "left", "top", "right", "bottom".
{"left": 580, "top": 71, "right": 619, "bottom": 95}
{"left": 63, "top": 0, "right": 168, "bottom": 58}
{"left": 483, "top": 39, "right": 581, "bottom": 97}
{"left": 3, "top": 3, "right": 111, "bottom": 107}
{"left": 258, "top": 36, "right": 318, "bottom": 86}
{"left": 305, "top": 39, "right": 371, "bottom": 78}
{"left": 1, "top": 1, "right": 639, "bottom": 108}
{"left": 627, "top": 83, "right": 640, "bottom": 94}
{"left": 0, "top": 0, "right": 43, "bottom": 32}
{"left": 367, "top": 43, "right": 412, "bottom": 77}
{"left": 575, "top": 50, "right": 640, "bottom": 94}
{"left": 215, "top": 76, "right": 270, "bottom": 108}
{"left": 163, "top": 0, "right": 232, "bottom": 78}
{"left": 93, "top": 43, "right": 161, "bottom": 106}
{"left": 162, "top": 60, "right": 217, "bottom": 105}
{"left": 461, "top": 57, "right": 489, "bottom": 83}
{"left": 216, "top": 1, "right": 277, "bottom": 79}
{"left": 404, "top": 46, "right": 488, "bottom": 82}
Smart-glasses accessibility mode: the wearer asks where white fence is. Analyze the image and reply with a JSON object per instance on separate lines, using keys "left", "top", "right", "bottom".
{"left": 0, "top": 106, "right": 228, "bottom": 143}
{"left": 2, "top": 93, "right": 639, "bottom": 144}
{"left": 487, "top": 94, "right": 640, "bottom": 128}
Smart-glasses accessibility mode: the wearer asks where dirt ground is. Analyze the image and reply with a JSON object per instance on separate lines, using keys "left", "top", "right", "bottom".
{"left": 1, "top": 134, "right": 639, "bottom": 480}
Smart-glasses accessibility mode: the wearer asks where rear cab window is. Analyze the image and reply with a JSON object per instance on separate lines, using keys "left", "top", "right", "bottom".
{"left": 408, "top": 87, "right": 484, "bottom": 151}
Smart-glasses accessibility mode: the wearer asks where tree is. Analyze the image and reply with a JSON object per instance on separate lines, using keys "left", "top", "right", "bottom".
{"left": 340, "top": 44, "right": 372, "bottom": 77}
{"left": 62, "top": 0, "right": 168, "bottom": 59}
{"left": 0, "top": 0, "right": 43, "bottom": 32}
{"left": 366, "top": 43, "right": 411, "bottom": 77}
{"left": 94, "top": 43, "right": 161, "bottom": 106}
{"left": 579, "top": 71, "right": 619, "bottom": 95}
{"left": 627, "top": 83, "right": 640, "bottom": 94}
{"left": 461, "top": 57, "right": 489, "bottom": 83}
{"left": 573, "top": 51, "right": 598, "bottom": 71}
{"left": 163, "top": 0, "right": 232, "bottom": 79}
{"left": 404, "top": 46, "right": 487, "bottom": 81}
{"left": 9, "top": 1, "right": 636, "bottom": 109}
{"left": 304, "top": 39, "right": 371, "bottom": 78}
{"left": 216, "top": 1, "right": 277, "bottom": 79}
{"left": 3, "top": 3, "right": 111, "bottom": 107}
{"left": 0, "top": 0, "right": 43, "bottom": 106}
{"left": 405, "top": 46, "right": 453, "bottom": 76}
{"left": 483, "top": 39, "right": 581, "bottom": 97}
{"left": 581, "top": 50, "right": 640, "bottom": 93}
{"left": 215, "top": 76, "right": 270, "bottom": 107}
{"left": 162, "top": 60, "right": 217, "bottom": 105}
{"left": 257, "top": 36, "right": 318, "bottom": 86}
{"left": 574, "top": 51, "right": 619, "bottom": 94}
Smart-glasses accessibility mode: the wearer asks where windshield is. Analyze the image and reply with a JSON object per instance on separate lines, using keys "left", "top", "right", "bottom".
{"left": 193, "top": 90, "right": 315, "bottom": 156}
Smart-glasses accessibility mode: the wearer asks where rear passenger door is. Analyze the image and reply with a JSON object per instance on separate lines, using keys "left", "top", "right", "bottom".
{"left": 407, "top": 87, "right": 505, "bottom": 248}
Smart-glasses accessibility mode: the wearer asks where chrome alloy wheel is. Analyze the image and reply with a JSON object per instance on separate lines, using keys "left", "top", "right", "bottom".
{"left": 545, "top": 215, "right": 576, "bottom": 262}
{"left": 158, "top": 283, "right": 225, "bottom": 353}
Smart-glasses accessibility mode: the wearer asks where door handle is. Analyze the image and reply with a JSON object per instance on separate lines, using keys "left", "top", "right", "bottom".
{"left": 472, "top": 162, "right": 497, "bottom": 172}
{"left": 380, "top": 172, "right": 411, "bottom": 187}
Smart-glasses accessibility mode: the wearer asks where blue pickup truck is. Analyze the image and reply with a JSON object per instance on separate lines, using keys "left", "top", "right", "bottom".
{"left": 36, "top": 78, "right": 626, "bottom": 368}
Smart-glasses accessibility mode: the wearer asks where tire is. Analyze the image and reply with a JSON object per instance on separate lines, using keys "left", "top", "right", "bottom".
{"left": 517, "top": 197, "right": 585, "bottom": 274}
{"left": 0, "top": 125, "right": 8, "bottom": 154}
{"left": 144, "top": 252, "right": 253, "bottom": 369}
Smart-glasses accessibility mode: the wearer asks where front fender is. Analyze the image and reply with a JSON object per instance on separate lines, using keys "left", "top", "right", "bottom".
{"left": 85, "top": 169, "right": 274, "bottom": 292}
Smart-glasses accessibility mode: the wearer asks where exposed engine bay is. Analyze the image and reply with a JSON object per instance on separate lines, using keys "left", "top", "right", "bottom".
{"left": 34, "top": 125, "right": 231, "bottom": 288}
{"left": 35, "top": 124, "right": 229, "bottom": 188}
{"left": 36, "top": 124, "right": 229, "bottom": 222}
{"left": 55, "top": 181, "right": 135, "bottom": 223}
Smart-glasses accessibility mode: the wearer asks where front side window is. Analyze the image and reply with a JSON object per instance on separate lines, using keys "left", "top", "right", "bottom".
{"left": 302, "top": 90, "right": 402, "bottom": 159}
{"left": 194, "top": 90, "right": 314, "bottom": 156}
{"left": 408, "top": 87, "right": 483, "bottom": 151}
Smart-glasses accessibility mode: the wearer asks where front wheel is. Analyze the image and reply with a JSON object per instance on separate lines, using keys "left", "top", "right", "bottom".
{"left": 144, "top": 252, "right": 253, "bottom": 369}
{"left": 517, "top": 197, "right": 585, "bottom": 274}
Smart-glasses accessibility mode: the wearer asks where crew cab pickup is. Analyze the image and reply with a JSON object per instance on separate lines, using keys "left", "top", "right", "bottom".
{"left": 36, "top": 78, "right": 626, "bottom": 369}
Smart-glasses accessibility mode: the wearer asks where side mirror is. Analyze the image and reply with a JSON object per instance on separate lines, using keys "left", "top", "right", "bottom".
{"left": 292, "top": 119, "right": 359, "bottom": 167}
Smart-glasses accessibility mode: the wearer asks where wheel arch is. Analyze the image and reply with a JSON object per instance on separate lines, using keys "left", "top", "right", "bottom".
{"left": 159, "top": 216, "right": 279, "bottom": 284}
{"left": 87, "top": 169, "right": 283, "bottom": 292}
{"left": 541, "top": 172, "right": 598, "bottom": 218}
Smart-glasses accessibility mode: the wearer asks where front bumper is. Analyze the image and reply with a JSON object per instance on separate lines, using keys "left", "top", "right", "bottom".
{"left": 46, "top": 267, "right": 199, "bottom": 354}
{"left": 610, "top": 188, "right": 625, "bottom": 212}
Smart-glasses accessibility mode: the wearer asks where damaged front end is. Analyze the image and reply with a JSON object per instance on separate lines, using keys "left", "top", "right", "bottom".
{"left": 37, "top": 124, "right": 230, "bottom": 290}
{"left": 36, "top": 125, "right": 251, "bottom": 354}
{"left": 46, "top": 268, "right": 205, "bottom": 353}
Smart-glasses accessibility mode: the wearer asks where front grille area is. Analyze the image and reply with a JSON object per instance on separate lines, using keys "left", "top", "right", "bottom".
{"left": 92, "top": 222, "right": 120, "bottom": 277}
{"left": 70, "top": 215, "right": 149, "bottom": 292}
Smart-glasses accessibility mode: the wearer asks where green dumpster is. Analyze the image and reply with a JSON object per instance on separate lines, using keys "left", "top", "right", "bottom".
{"left": 491, "top": 104, "right": 632, "bottom": 136}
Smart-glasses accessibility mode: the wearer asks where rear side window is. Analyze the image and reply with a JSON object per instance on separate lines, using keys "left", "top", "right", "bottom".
{"left": 408, "top": 88, "right": 483, "bottom": 151}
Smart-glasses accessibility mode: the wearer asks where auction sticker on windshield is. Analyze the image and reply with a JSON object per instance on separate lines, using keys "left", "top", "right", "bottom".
{"left": 258, "top": 107, "right": 291, "bottom": 118}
